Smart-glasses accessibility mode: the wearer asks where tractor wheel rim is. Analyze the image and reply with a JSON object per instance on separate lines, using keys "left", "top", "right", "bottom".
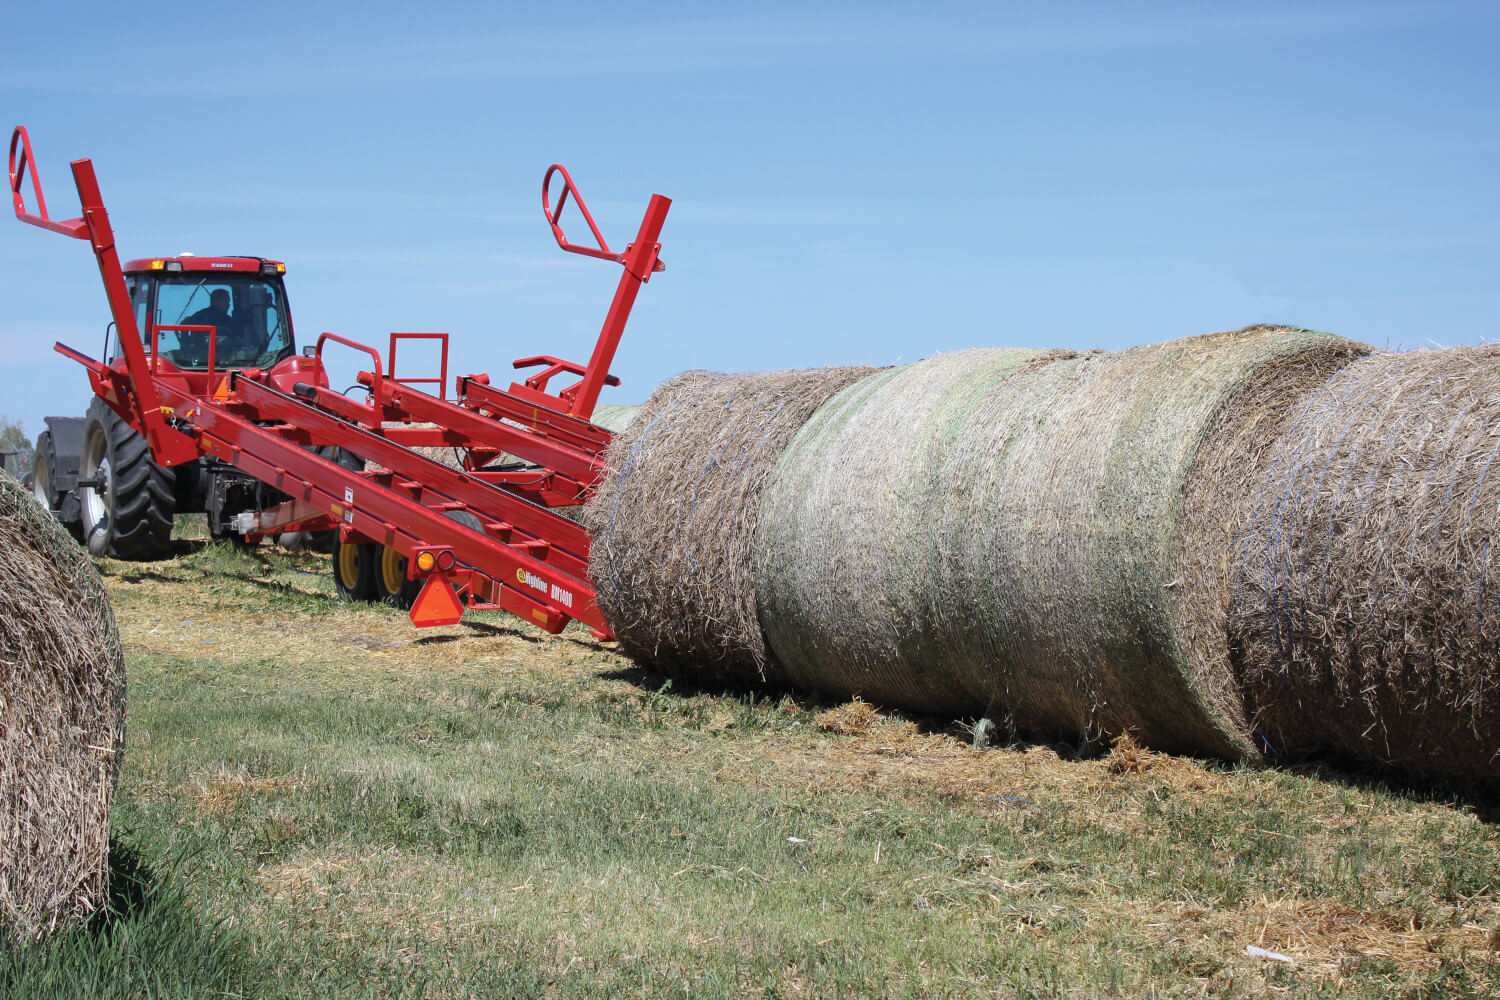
{"left": 80, "top": 427, "right": 111, "bottom": 533}
{"left": 32, "top": 460, "right": 49, "bottom": 508}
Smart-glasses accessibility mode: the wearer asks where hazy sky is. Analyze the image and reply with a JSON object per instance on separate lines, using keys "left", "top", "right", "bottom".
{"left": 2, "top": 0, "right": 1496, "bottom": 438}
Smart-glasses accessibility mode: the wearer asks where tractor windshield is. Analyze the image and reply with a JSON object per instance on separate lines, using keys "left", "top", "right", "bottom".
{"left": 141, "top": 274, "right": 293, "bottom": 370}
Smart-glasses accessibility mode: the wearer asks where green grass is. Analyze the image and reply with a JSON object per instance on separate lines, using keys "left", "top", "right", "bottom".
{"left": 7, "top": 540, "right": 1500, "bottom": 998}
{"left": 0, "top": 838, "right": 267, "bottom": 999}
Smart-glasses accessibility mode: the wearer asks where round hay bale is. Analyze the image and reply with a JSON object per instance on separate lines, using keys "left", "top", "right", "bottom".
{"left": 590, "top": 403, "right": 639, "bottom": 434}
{"left": 0, "top": 473, "right": 125, "bottom": 940}
{"left": 755, "top": 327, "right": 1367, "bottom": 759}
{"left": 1230, "top": 346, "right": 1500, "bottom": 782}
{"left": 583, "top": 367, "right": 880, "bottom": 678}
{"left": 550, "top": 405, "right": 640, "bottom": 523}
{"left": 753, "top": 348, "right": 1061, "bottom": 713}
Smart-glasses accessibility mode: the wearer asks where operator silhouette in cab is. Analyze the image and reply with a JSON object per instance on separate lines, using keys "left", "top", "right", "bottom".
{"left": 184, "top": 288, "right": 249, "bottom": 364}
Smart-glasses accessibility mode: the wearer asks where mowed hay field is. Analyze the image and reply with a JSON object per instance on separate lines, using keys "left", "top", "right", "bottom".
{"left": 7, "top": 536, "right": 1500, "bottom": 999}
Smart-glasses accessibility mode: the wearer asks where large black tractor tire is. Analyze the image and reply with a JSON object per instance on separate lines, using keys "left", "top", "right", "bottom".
{"left": 33, "top": 430, "right": 86, "bottom": 542}
{"left": 302, "top": 446, "right": 365, "bottom": 554}
{"left": 30, "top": 433, "right": 56, "bottom": 510}
{"left": 79, "top": 397, "right": 176, "bottom": 560}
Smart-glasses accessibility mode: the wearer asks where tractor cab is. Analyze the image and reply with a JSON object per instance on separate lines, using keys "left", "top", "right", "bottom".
{"left": 119, "top": 256, "right": 294, "bottom": 374}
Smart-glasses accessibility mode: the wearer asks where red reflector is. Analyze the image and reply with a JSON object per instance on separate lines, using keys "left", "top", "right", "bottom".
{"left": 409, "top": 576, "right": 464, "bottom": 627}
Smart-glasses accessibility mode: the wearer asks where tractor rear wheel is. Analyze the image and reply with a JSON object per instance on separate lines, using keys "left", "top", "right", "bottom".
{"left": 33, "top": 432, "right": 86, "bottom": 541}
{"left": 332, "top": 533, "right": 377, "bottom": 601}
{"left": 79, "top": 397, "right": 176, "bottom": 559}
{"left": 305, "top": 446, "right": 365, "bottom": 554}
{"left": 31, "top": 433, "right": 55, "bottom": 510}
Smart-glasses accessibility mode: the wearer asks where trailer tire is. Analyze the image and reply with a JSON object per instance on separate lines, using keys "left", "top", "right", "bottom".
{"left": 374, "top": 508, "right": 482, "bottom": 609}
{"left": 374, "top": 544, "right": 421, "bottom": 608}
{"left": 332, "top": 533, "right": 377, "bottom": 601}
{"left": 80, "top": 397, "right": 175, "bottom": 560}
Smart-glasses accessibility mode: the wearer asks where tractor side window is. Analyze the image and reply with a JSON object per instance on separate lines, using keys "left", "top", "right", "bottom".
{"left": 116, "top": 276, "right": 149, "bottom": 361}
{"left": 127, "top": 277, "right": 147, "bottom": 324}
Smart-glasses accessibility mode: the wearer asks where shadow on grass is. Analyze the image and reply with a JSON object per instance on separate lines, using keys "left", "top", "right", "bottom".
{"left": 601, "top": 659, "right": 805, "bottom": 706}
{"left": 459, "top": 618, "right": 604, "bottom": 651}
{"left": 1, "top": 837, "right": 267, "bottom": 999}
{"left": 1272, "top": 753, "right": 1500, "bottom": 824}
{"left": 117, "top": 563, "right": 329, "bottom": 604}
{"left": 415, "top": 619, "right": 556, "bottom": 646}
{"left": 94, "top": 838, "right": 157, "bottom": 934}
{"left": 599, "top": 660, "right": 1500, "bottom": 820}
{"left": 595, "top": 659, "right": 967, "bottom": 734}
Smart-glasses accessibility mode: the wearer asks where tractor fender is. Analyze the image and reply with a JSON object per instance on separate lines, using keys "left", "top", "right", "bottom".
{"left": 266, "top": 352, "right": 329, "bottom": 396}
{"left": 41, "top": 415, "right": 86, "bottom": 493}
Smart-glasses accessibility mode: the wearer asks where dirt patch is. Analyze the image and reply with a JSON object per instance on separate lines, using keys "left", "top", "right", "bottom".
{"left": 335, "top": 632, "right": 410, "bottom": 652}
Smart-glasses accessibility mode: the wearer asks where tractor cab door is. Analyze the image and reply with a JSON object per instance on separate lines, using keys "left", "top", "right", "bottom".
{"left": 117, "top": 271, "right": 295, "bottom": 371}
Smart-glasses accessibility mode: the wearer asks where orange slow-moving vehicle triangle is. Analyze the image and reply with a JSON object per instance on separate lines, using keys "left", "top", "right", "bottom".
{"left": 409, "top": 576, "right": 464, "bottom": 627}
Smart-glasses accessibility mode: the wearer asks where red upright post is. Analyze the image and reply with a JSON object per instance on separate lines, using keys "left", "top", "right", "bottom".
{"left": 568, "top": 194, "right": 671, "bottom": 420}
{"left": 68, "top": 160, "right": 199, "bottom": 466}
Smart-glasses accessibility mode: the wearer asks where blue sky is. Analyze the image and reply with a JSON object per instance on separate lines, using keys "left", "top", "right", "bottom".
{"left": 2, "top": 1, "right": 1497, "bottom": 439}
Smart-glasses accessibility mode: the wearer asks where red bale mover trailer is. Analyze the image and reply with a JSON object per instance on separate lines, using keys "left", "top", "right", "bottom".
{"left": 9, "top": 125, "right": 670, "bottom": 636}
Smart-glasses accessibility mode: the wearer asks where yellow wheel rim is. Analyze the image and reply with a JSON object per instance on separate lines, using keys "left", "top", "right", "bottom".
{"left": 337, "top": 541, "right": 360, "bottom": 588}
{"left": 380, "top": 546, "right": 406, "bottom": 596}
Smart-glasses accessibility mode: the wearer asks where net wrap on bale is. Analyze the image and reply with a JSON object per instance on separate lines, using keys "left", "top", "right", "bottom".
{"left": 1231, "top": 346, "right": 1500, "bottom": 783}
{"left": 0, "top": 473, "right": 125, "bottom": 940}
{"left": 584, "top": 367, "right": 878, "bottom": 678}
{"left": 590, "top": 403, "right": 640, "bottom": 435}
{"left": 755, "top": 327, "right": 1367, "bottom": 759}
{"left": 752, "top": 349, "right": 1057, "bottom": 713}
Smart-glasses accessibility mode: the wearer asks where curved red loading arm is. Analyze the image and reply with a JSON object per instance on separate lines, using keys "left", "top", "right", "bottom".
{"left": 513, "top": 164, "right": 670, "bottom": 421}
{"left": 9, "top": 126, "right": 197, "bottom": 466}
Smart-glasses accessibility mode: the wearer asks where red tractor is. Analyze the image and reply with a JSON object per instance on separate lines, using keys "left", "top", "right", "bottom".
{"left": 12, "top": 125, "right": 669, "bottom": 635}
{"left": 31, "top": 253, "right": 333, "bottom": 557}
